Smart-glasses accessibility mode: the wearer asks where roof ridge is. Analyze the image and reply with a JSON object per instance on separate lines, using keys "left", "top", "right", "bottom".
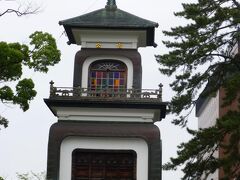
{"left": 105, "top": 0, "right": 117, "bottom": 11}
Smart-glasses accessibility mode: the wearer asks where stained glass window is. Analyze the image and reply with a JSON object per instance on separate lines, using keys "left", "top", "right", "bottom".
{"left": 89, "top": 60, "right": 127, "bottom": 93}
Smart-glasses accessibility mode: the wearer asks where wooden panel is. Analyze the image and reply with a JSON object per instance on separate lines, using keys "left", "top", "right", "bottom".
{"left": 72, "top": 149, "right": 136, "bottom": 180}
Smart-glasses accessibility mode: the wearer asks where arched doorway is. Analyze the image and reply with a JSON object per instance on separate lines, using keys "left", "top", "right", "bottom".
{"left": 72, "top": 149, "right": 136, "bottom": 180}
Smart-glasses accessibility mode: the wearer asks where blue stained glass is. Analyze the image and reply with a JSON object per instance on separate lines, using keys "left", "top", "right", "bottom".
{"left": 109, "top": 79, "right": 113, "bottom": 85}
{"left": 114, "top": 72, "right": 120, "bottom": 78}
{"left": 91, "top": 72, "right": 96, "bottom": 78}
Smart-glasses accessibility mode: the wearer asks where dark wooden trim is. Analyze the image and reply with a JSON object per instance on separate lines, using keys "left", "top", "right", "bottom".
{"left": 73, "top": 49, "right": 142, "bottom": 90}
{"left": 46, "top": 122, "right": 162, "bottom": 180}
{"left": 63, "top": 27, "right": 156, "bottom": 46}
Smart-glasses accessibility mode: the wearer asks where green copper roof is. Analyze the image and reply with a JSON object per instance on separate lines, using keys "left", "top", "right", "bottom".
{"left": 59, "top": 7, "right": 158, "bottom": 28}
{"left": 59, "top": 2, "right": 158, "bottom": 46}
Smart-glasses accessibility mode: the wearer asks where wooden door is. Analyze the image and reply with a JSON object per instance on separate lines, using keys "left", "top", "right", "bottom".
{"left": 72, "top": 149, "right": 136, "bottom": 180}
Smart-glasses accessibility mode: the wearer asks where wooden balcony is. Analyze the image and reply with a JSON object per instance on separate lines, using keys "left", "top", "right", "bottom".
{"left": 48, "top": 81, "right": 163, "bottom": 102}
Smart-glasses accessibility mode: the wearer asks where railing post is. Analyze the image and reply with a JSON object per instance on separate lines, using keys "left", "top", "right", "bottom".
{"left": 49, "top": 81, "right": 55, "bottom": 98}
{"left": 73, "top": 86, "right": 81, "bottom": 96}
{"left": 158, "top": 83, "right": 163, "bottom": 101}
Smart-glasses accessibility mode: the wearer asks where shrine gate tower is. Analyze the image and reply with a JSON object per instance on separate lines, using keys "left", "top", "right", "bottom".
{"left": 45, "top": 1, "right": 167, "bottom": 179}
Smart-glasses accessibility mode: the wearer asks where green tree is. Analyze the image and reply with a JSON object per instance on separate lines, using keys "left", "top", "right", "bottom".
{"left": 0, "top": 2, "right": 60, "bottom": 130}
{"left": 156, "top": 0, "right": 240, "bottom": 179}
{"left": 0, "top": 32, "right": 61, "bottom": 129}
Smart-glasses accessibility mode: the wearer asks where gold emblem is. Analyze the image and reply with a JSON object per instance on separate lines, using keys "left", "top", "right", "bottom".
{"left": 116, "top": 42, "right": 123, "bottom": 49}
{"left": 96, "top": 42, "right": 102, "bottom": 48}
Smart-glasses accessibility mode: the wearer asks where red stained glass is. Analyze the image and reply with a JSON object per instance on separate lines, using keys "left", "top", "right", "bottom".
{"left": 96, "top": 72, "right": 102, "bottom": 78}
{"left": 103, "top": 72, "right": 107, "bottom": 78}
{"left": 97, "top": 79, "right": 101, "bottom": 85}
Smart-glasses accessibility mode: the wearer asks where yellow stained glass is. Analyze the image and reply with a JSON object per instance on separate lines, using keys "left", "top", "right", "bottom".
{"left": 92, "top": 79, "right": 97, "bottom": 85}
{"left": 114, "top": 79, "right": 119, "bottom": 86}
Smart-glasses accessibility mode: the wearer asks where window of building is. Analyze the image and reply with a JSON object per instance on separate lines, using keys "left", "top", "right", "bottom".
{"left": 72, "top": 149, "right": 136, "bottom": 180}
{"left": 88, "top": 60, "right": 127, "bottom": 93}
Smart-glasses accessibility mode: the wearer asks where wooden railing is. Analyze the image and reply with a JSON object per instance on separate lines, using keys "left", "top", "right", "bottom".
{"left": 49, "top": 81, "right": 163, "bottom": 101}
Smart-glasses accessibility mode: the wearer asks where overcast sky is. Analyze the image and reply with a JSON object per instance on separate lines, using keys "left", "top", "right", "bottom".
{"left": 0, "top": 0, "right": 197, "bottom": 179}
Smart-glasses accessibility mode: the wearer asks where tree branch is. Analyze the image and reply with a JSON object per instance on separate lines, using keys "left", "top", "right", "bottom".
{"left": 0, "top": 3, "right": 40, "bottom": 17}
{"left": 232, "top": 0, "right": 240, "bottom": 8}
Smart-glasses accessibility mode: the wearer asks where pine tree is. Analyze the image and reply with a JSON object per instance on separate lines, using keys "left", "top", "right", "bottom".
{"left": 156, "top": 0, "right": 240, "bottom": 179}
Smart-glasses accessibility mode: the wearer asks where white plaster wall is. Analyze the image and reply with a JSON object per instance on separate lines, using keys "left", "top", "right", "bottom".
{"left": 59, "top": 137, "right": 148, "bottom": 180}
{"left": 230, "top": 41, "right": 239, "bottom": 56}
{"left": 198, "top": 91, "right": 219, "bottom": 129}
{"left": 72, "top": 29, "right": 147, "bottom": 48}
{"left": 81, "top": 55, "right": 133, "bottom": 89}
{"left": 56, "top": 107, "right": 156, "bottom": 123}
{"left": 198, "top": 91, "right": 219, "bottom": 180}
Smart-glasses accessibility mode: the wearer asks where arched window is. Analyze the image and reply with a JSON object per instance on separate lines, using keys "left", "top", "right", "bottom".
{"left": 88, "top": 60, "right": 127, "bottom": 92}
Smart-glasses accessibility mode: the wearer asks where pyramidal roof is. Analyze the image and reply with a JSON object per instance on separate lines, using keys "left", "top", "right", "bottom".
{"left": 59, "top": 1, "right": 158, "bottom": 29}
{"left": 59, "top": 0, "right": 158, "bottom": 46}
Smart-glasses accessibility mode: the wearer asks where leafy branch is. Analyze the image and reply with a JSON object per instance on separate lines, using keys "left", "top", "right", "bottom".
{"left": 0, "top": 32, "right": 61, "bottom": 129}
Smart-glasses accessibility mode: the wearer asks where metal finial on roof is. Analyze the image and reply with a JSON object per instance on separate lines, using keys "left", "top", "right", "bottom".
{"left": 105, "top": 0, "right": 117, "bottom": 10}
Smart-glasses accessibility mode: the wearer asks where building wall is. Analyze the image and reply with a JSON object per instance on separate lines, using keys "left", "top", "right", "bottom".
{"left": 197, "top": 87, "right": 240, "bottom": 180}
{"left": 198, "top": 91, "right": 219, "bottom": 129}
{"left": 218, "top": 87, "right": 240, "bottom": 179}
{"left": 59, "top": 137, "right": 148, "bottom": 180}
{"left": 46, "top": 122, "right": 162, "bottom": 180}
{"left": 198, "top": 91, "right": 220, "bottom": 180}
{"left": 55, "top": 107, "right": 156, "bottom": 123}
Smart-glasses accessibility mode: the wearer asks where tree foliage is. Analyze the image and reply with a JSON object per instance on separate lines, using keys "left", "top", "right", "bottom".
{"left": 16, "top": 171, "right": 46, "bottom": 180}
{"left": 156, "top": 0, "right": 240, "bottom": 179}
{"left": 163, "top": 111, "right": 240, "bottom": 179}
{"left": 0, "top": 31, "right": 61, "bottom": 130}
